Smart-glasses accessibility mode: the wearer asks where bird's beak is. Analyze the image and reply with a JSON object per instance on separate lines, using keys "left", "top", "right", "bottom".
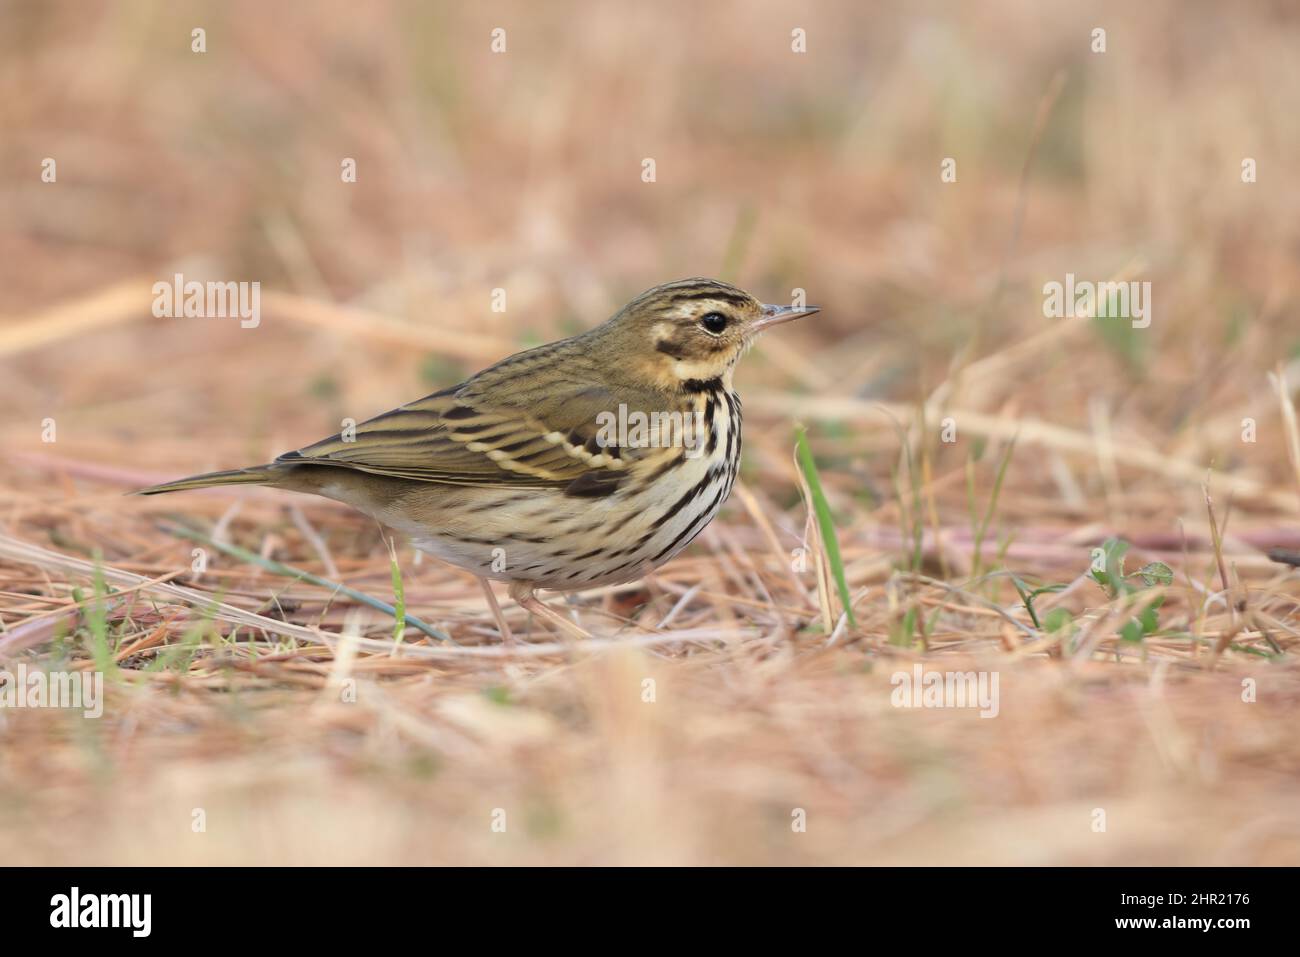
{"left": 752, "top": 302, "right": 821, "bottom": 334}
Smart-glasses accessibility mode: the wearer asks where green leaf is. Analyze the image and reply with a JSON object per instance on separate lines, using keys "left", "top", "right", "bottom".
{"left": 1119, "top": 596, "right": 1164, "bottom": 643}
{"left": 1138, "top": 596, "right": 1164, "bottom": 633}
{"left": 1132, "top": 562, "right": 1174, "bottom": 587}
{"left": 796, "top": 427, "right": 857, "bottom": 627}
{"left": 1043, "top": 607, "right": 1072, "bottom": 633}
{"left": 1090, "top": 538, "right": 1131, "bottom": 596}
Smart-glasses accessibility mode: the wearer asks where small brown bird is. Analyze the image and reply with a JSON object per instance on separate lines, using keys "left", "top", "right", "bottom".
{"left": 139, "top": 278, "right": 819, "bottom": 638}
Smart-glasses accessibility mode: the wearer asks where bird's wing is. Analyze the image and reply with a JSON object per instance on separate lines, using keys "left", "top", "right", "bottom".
{"left": 276, "top": 375, "right": 685, "bottom": 494}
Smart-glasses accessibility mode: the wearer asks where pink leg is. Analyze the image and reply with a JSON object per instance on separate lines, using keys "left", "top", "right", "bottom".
{"left": 508, "top": 583, "right": 591, "bottom": 640}
{"left": 478, "top": 577, "right": 515, "bottom": 643}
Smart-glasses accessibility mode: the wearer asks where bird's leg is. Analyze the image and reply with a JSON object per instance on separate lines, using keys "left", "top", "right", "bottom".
{"left": 508, "top": 582, "right": 591, "bottom": 640}
{"left": 478, "top": 577, "right": 515, "bottom": 643}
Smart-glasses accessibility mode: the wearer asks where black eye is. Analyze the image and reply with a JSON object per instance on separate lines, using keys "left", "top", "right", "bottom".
{"left": 699, "top": 312, "right": 729, "bottom": 334}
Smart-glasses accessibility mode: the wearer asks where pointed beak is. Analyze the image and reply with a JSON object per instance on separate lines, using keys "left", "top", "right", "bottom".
{"left": 752, "top": 302, "right": 821, "bottom": 334}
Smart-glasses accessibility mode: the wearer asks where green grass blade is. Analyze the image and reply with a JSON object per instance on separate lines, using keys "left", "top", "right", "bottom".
{"left": 796, "top": 427, "right": 857, "bottom": 627}
{"left": 87, "top": 556, "right": 120, "bottom": 678}
{"left": 971, "top": 436, "right": 1017, "bottom": 583}
{"left": 388, "top": 539, "right": 407, "bottom": 647}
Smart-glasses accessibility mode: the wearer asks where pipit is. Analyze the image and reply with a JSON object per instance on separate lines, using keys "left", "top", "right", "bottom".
{"left": 139, "top": 278, "right": 819, "bottom": 639}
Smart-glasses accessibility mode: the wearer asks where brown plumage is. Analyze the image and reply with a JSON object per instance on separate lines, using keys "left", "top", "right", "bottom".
{"left": 138, "top": 278, "right": 819, "bottom": 637}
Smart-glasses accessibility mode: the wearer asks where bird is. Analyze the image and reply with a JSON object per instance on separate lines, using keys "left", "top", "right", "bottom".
{"left": 137, "top": 278, "right": 820, "bottom": 639}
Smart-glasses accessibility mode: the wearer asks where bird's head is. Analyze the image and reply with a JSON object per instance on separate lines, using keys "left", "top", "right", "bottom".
{"left": 601, "top": 278, "right": 820, "bottom": 391}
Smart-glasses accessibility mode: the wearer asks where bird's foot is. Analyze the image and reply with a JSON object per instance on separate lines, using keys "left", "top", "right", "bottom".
{"left": 508, "top": 583, "right": 591, "bottom": 640}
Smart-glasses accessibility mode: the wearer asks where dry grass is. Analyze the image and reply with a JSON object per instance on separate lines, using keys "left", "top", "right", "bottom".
{"left": 3, "top": 0, "right": 1300, "bottom": 865}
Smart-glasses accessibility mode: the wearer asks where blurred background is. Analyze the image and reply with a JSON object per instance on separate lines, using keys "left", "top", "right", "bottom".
{"left": 2, "top": 0, "right": 1299, "bottom": 866}
{"left": 4, "top": 0, "right": 1299, "bottom": 461}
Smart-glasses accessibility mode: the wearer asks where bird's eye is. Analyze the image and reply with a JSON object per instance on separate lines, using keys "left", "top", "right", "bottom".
{"left": 699, "top": 312, "right": 729, "bottom": 334}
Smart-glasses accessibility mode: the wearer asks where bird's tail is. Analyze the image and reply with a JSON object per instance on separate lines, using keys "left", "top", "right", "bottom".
{"left": 134, "top": 466, "right": 277, "bottom": 496}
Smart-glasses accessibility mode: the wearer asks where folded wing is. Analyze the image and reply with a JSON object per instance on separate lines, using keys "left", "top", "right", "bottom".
{"left": 276, "top": 363, "right": 677, "bottom": 494}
